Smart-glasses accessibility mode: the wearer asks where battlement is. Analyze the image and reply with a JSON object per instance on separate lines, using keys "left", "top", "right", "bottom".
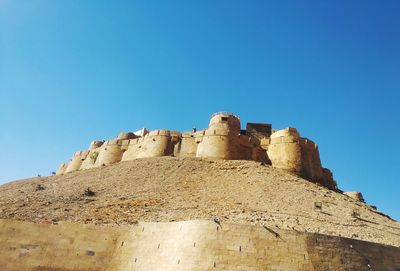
{"left": 56, "top": 113, "right": 336, "bottom": 190}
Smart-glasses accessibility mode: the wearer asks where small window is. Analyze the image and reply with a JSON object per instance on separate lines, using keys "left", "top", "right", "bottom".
{"left": 221, "top": 117, "right": 228, "bottom": 121}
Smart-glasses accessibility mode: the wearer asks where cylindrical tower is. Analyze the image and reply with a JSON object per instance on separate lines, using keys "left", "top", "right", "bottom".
{"left": 80, "top": 141, "right": 104, "bottom": 170}
{"left": 89, "top": 140, "right": 104, "bottom": 151}
{"left": 267, "top": 128, "right": 302, "bottom": 173}
{"left": 117, "top": 132, "right": 136, "bottom": 140}
{"left": 65, "top": 151, "right": 89, "bottom": 173}
{"left": 56, "top": 163, "right": 68, "bottom": 175}
{"left": 208, "top": 112, "right": 241, "bottom": 133}
{"left": 196, "top": 112, "right": 241, "bottom": 159}
{"left": 135, "top": 130, "right": 175, "bottom": 158}
{"left": 94, "top": 140, "right": 123, "bottom": 167}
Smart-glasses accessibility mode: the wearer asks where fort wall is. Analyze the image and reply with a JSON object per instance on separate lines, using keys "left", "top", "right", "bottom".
{"left": 94, "top": 139, "right": 124, "bottom": 167}
{"left": 79, "top": 148, "right": 100, "bottom": 170}
{"left": 121, "top": 130, "right": 181, "bottom": 161}
{"left": 267, "top": 128, "right": 302, "bottom": 173}
{"left": 79, "top": 141, "right": 104, "bottom": 170}
{"left": 344, "top": 191, "right": 365, "bottom": 202}
{"left": 64, "top": 151, "right": 89, "bottom": 173}
{"left": 1, "top": 219, "right": 399, "bottom": 271}
{"left": 89, "top": 140, "right": 104, "bottom": 150}
{"left": 298, "top": 137, "right": 324, "bottom": 182}
{"left": 117, "top": 132, "right": 137, "bottom": 140}
{"left": 56, "top": 112, "right": 336, "bottom": 190}
{"left": 56, "top": 163, "right": 68, "bottom": 175}
{"left": 267, "top": 128, "right": 337, "bottom": 188}
{"left": 174, "top": 132, "right": 199, "bottom": 158}
{"left": 196, "top": 113, "right": 254, "bottom": 160}
{"left": 196, "top": 128, "right": 233, "bottom": 159}
{"left": 322, "top": 167, "right": 336, "bottom": 190}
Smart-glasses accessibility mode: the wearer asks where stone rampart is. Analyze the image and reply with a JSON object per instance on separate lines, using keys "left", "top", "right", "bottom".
{"left": 64, "top": 151, "right": 89, "bottom": 173}
{"left": 117, "top": 132, "right": 136, "bottom": 140}
{"left": 267, "top": 128, "right": 302, "bottom": 173}
{"left": 121, "top": 130, "right": 180, "bottom": 161}
{"left": 89, "top": 140, "right": 104, "bottom": 150}
{"left": 196, "top": 113, "right": 249, "bottom": 160}
{"left": 94, "top": 139, "right": 124, "bottom": 167}
{"left": 78, "top": 141, "right": 104, "bottom": 170}
{"left": 56, "top": 163, "right": 68, "bottom": 175}
{"left": 174, "top": 132, "right": 198, "bottom": 158}
{"left": 80, "top": 148, "right": 100, "bottom": 170}
{"left": 267, "top": 128, "right": 336, "bottom": 187}
{"left": 344, "top": 191, "right": 365, "bottom": 202}
{"left": 298, "top": 137, "right": 324, "bottom": 182}
{"left": 1, "top": 219, "right": 399, "bottom": 271}
{"left": 56, "top": 113, "right": 336, "bottom": 190}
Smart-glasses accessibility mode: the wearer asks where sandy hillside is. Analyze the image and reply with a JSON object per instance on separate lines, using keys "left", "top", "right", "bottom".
{"left": 0, "top": 157, "right": 399, "bottom": 247}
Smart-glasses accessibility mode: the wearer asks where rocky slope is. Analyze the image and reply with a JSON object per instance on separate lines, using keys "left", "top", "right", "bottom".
{"left": 0, "top": 157, "right": 399, "bottom": 247}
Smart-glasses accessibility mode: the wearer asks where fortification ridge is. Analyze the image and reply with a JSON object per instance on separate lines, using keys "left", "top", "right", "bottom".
{"left": 56, "top": 112, "right": 337, "bottom": 190}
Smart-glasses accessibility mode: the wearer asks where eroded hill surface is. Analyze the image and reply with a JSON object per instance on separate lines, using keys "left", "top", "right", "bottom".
{"left": 0, "top": 157, "right": 399, "bottom": 247}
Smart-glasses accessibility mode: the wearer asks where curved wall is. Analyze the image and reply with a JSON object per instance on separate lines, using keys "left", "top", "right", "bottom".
{"left": 268, "top": 128, "right": 337, "bottom": 188}
{"left": 209, "top": 113, "right": 241, "bottom": 132}
{"left": 89, "top": 140, "right": 104, "bottom": 151}
{"left": 94, "top": 140, "right": 124, "bottom": 167}
{"left": 1, "top": 219, "right": 399, "bottom": 271}
{"left": 196, "top": 128, "right": 233, "bottom": 159}
{"left": 65, "top": 151, "right": 89, "bottom": 173}
{"left": 54, "top": 113, "right": 336, "bottom": 190}
{"left": 56, "top": 163, "right": 68, "bottom": 175}
{"left": 267, "top": 128, "right": 302, "bottom": 173}
{"left": 117, "top": 132, "right": 136, "bottom": 140}
{"left": 121, "top": 137, "right": 144, "bottom": 161}
{"left": 79, "top": 141, "right": 104, "bottom": 170}
{"left": 136, "top": 130, "right": 176, "bottom": 158}
{"left": 196, "top": 114, "right": 242, "bottom": 160}
{"left": 80, "top": 148, "right": 101, "bottom": 170}
{"left": 121, "top": 130, "right": 180, "bottom": 161}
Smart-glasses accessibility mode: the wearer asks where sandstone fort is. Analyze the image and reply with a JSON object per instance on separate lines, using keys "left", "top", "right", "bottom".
{"left": 57, "top": 112, "right": 336, "bottom": 190}
{"left": 0, "top": 112, "right": 399, "bottom": 270}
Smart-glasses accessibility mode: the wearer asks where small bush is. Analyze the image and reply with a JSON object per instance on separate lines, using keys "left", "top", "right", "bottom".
{"left": 84, "top": 187, "right": 95, "bottom": 197}
{"left": 35, "top": 184, "right": 45, "bottom": 191}
{"left": 90, "top": 151, "right": 99, "bottom": 162}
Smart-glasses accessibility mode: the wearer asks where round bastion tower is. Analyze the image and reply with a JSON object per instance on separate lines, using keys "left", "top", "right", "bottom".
{"left": 196, "top": 112, "right": 241, "bottom": 159}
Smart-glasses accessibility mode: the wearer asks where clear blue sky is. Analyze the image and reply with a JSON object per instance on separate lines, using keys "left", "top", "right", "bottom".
{"left": 1, "top": 1, "right": 399, "bottom": 220}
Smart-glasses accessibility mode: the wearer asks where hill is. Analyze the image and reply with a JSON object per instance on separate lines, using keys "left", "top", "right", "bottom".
{"left": 0, "top": 157, "right": 399, "bottom": 247}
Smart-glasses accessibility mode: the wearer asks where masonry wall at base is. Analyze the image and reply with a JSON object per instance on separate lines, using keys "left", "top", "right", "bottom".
{"left": 0, "top": 219, "right": 399, "bottom": 271}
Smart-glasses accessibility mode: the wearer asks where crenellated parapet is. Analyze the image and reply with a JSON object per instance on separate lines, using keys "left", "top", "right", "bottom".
{"left": 56, "top": 113, "right": 337, "bottom": 190}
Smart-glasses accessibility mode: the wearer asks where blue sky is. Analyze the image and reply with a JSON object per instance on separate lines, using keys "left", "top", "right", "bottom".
{"left": 0, "top": 1, "right": 399, "bottom": 220}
